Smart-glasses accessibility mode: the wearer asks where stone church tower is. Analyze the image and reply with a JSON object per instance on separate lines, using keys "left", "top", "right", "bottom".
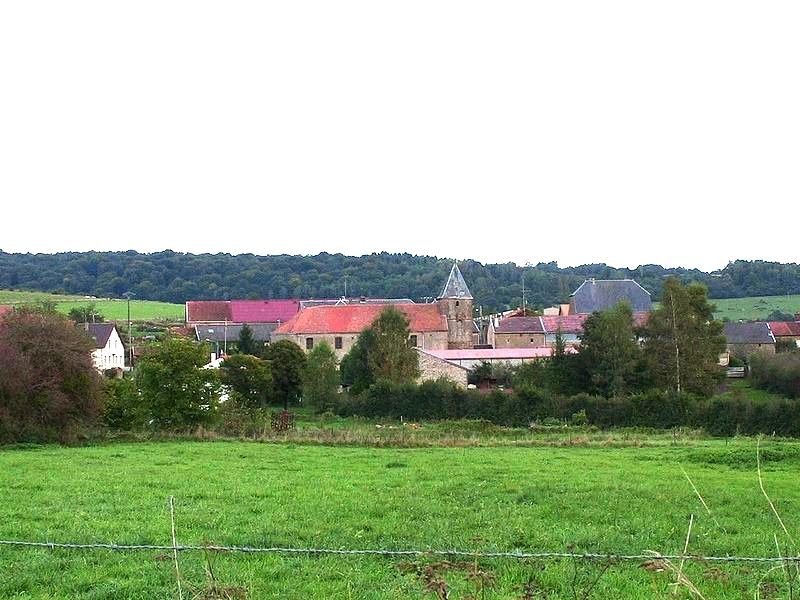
{"left": 437, "top": 262, "right": 474, "bottom": 349}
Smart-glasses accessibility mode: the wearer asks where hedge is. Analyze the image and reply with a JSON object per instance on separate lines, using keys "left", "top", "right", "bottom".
{"left": 335, "top": 379, "right": 800, "bottom": 437}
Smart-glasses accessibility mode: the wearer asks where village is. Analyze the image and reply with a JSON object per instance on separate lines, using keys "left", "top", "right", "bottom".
{"left": 46, "top": 262, "right": 796, "bottom": 388}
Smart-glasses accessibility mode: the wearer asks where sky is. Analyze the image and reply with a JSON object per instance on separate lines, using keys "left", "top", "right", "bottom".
{"left": 1, "top": 1, "right": 797, "bottom": 272}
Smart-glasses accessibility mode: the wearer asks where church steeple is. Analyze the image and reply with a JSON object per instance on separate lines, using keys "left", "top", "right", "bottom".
{"left": 436, "top": 262, "right": 474, "bottom": 349}
{"left": 438, "top": 262, "right": 473, "bottom": 300}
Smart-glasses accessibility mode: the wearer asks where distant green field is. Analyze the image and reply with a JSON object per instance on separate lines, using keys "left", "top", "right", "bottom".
{"left": 710, "top": 294, "right": 800, "bottom": 321}
{"left": 0, "top": 290, "right": 184, "bottom": 322}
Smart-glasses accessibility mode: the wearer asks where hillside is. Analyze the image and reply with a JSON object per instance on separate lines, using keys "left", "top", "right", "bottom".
{"left": 1, "top": 251, "right": 800, "bottom": 313}
{"left": 0, "top": 290, "right": 184, "bottom": 322}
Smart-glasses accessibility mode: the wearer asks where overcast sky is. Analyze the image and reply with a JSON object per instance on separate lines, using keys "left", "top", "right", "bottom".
{"left": 1, "top": 2, "right": 797, "bottom": 271}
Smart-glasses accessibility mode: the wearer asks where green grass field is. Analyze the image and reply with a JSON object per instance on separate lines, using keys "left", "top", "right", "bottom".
{"left": 1, "top": 433, "right": 799, "bottom": 599}
{"left": 711, "top": 294, "right": 800, "bottom": 322}
{"left": 0, "top": 290, "right": 184, "bottom": 322}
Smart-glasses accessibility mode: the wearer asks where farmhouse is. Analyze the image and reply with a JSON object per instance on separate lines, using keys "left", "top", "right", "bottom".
{"left": 272, "top": 263, "right": 476, "bottom": 358}
{"left": 723, "top": 321, "right": 776, "bottom": 358}
{"left": 489, "top": 312, "right": 649, "bottom": 349}
{"left": 84, "top": 323, "right": 125, "bottom": 371}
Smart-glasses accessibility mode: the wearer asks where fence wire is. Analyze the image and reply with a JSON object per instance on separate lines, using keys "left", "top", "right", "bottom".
{"left": 1, "top": 539, "right": 798, "bottom": 564}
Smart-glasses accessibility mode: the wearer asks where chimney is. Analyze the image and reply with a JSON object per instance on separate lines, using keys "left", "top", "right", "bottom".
{"left": 795, "top": 313, "right": 800, "bottom": 323}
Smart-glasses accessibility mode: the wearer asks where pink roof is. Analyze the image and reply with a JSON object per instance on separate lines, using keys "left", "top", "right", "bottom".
{"left": 229, "top": 300, "right": 300, "bottom": 323}
{"left": 274, "top": 304, "right": 448, "bottom": 335}
{"left": 426, "top": 347, "right": 577, "bottom": 360}
{"left": 769, "top": 321, "right": 800, "bottom": 337}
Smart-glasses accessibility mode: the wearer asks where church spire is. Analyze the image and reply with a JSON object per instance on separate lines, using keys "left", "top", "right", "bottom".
{"left": 438, "top": 262, "right": 473, "bottom": 300}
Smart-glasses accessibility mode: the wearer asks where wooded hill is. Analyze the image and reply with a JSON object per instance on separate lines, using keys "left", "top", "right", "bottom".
{"left": 1, "top": 251, "right": 799, "bottom": 313}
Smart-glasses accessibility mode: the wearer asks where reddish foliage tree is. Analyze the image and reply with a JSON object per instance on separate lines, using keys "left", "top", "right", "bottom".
{"left": 0, "top": 308, "right": 103, "bottom": 443}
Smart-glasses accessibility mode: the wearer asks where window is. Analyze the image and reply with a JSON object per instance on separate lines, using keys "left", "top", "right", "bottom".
{"left": 409, "top": 335, "right": 418, "bottom": 347}
{"left": 306, "top": 337, "right": 314, "bottom": 350}
{"left": 335, "top": 337, "right": 343, "bottom": 350}
{"left": 455, "top": 301, "right": 460, "bottom": 307}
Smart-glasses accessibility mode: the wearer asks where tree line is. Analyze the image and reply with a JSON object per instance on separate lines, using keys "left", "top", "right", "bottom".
{"left": 2, "top": 250, "right": 800, "bottom": 313}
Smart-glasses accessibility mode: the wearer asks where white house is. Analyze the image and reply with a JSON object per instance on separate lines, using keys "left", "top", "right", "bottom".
{"left": 85, "top": 323, "right": 125, "bottom": 371}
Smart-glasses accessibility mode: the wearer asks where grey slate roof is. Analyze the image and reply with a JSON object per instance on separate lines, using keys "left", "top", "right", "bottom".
{"left": 438, "top": 263, "right": 473, "bottom": 300}
{"left": 723, "top": 322, "right": 776, "bottom": 345}
{"left": 85, "top": 323, "right": 116, "bottom": 349}
{"left": 195, "top": 323, "right": 276, "bottom": 343}
{"left": 570, "top": 279, "right": 652, "bottom": 314}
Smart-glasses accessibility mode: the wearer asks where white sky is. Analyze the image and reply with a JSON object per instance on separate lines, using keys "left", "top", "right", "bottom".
{"left": 1, "top": 2, "right": 797, "bottom": 271}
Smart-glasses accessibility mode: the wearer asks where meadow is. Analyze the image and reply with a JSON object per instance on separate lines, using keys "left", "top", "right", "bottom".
{"left": 1, "top": 428, "right": 799, "bottom": 599}
{"left": 711, "top": 294, "right": 800, "bottom": 322}
{"left": 0, "top": 290, "right": 184, "bottom": 322}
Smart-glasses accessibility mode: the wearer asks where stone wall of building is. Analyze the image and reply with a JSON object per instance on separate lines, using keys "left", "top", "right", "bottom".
{"left": 273, "top": 330, "right": 449, "bottom": 360}
{"left": 727, "top": 342, "right": 776, "bottom": 359}
{"left": 437, "top": 297, "right": 474, "bottom": 349}
{"left": 492, "top": 332, "right": 547, "bottom": 348}
{"left": 416, "top": 349, "right": 469, "bottom": 387}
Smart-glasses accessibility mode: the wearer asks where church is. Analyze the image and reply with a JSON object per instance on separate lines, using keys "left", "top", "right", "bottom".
{"left": 271, "top": 263, "right": 475, "bottom": 358}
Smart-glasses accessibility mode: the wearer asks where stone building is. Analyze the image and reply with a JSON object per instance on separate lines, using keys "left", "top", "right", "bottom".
{"left": 723, "top": 321, "right": 776, "bottom": 358}
{"left": 438, "top": 263, "right": 474, "bottom": 349}
{"left": 271, "top": 263, "right": 477, "bottom": 359}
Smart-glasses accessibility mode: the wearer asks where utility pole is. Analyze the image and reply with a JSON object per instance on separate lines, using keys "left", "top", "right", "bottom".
{"left": 123, "top": 291, "right": 135, "bottom": 368}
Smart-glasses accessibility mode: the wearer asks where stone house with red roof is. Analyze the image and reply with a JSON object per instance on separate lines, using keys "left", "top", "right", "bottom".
{"left": 767, "top": 317, "right": 800, "bottom": 349}
{"left": 489, "top": 313, "right": 650, "bottom": 349}
{"left": 271, "top": 263, "right": 475, "bottom": 359}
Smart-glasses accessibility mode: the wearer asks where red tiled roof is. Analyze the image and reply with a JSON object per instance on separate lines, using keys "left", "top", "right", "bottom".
{"left": 274, "top": 304, "right": 447, "bottom": 335}
{"left": 230, "top": 300, "right": 300, "bottom": 324}
{"left": 769, "top": 321, "right": 800, "bottom": 337}
{"left": 186, "top": 301, "right": 232, "bottom": 323}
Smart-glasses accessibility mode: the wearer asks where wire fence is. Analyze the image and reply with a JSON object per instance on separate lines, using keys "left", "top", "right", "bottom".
{"left": 1, "top": 538, "right": 798, "bottom": 564}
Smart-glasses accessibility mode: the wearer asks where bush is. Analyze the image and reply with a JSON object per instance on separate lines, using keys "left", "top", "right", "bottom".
{"left": 102, "top": 377, "right": 146, "bottom": 430}
{"left": 750, "top": 353, "right": 800, "bottom": 398}
{"left": 0, "top": 308, "right": 103, "bottom": 443}
{"left": 337, "top": 379, "right": 800, "bottom": 438}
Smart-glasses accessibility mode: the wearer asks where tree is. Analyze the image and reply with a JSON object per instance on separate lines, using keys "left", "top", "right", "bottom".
{"left": 264, "top": 340, "right": 307, "bottom": 409}
{"left": 0, "top": 307, "right": 103, "bottom": 443}
{"left": 642, "top": 277, "right": 726, "bottom": 397}
{"left": 67, "top": 302, "right": 105, "bottom": 324}
{"left": 578, "top": 302, "right": 644, "bottom": 398}
{"left": 368, "top": 306, "right": 419, "bottom": 384}
{"left": 303, "top": 341, "right": 339, "bottom": 412}
{"left": 340, "top": 328, "right": 376, "bottom": 394}
{"left": 219, "top": 353, "right": 273, "bottom": 408}
{"left": 135, "top": 336, "right": 221, "bottom": 428}
{"left": 237, "top": 323, "right": 258, "bottom": 356}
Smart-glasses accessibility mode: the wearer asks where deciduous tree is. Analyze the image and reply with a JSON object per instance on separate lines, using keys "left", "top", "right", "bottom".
{"left": 0, "top": 307, "right": 103, "bottom": 442}
{"left": 303, "top": 341, "right": 339, "bottom": 412}
{"left": 578, "top": 302, "right": 644, "bottom": 398}
{"left": 642, "top": 277, "right": 726, "bottom": 397}
{"left": 219, "top": 353, "right": 273, "bottom": 408}
{"left": 135, "top": 336, "right": 220, "bottom": 428}
{"left": 264, "top": 340, "right": 307, "bottom": 409}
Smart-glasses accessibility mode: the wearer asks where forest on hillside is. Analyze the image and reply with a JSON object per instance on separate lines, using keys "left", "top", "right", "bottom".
{"left": 1, "top": 251, "right": 799, "bottom": 313}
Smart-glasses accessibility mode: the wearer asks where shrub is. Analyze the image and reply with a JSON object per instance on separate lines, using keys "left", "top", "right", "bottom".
{"left": 750, "top": 353, "right": 800, "bottom": 398}
{"left": 0, "top": 308, "right": 104, "bottom": 443}
{"left": 102, "top": 377, "right": 146, "bottom": 430}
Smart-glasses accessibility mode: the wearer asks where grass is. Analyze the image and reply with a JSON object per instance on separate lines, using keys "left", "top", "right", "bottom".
{"left": 0, "top": 290, "right": 184, "bottom": 322}
{"left": 711, "top": 294, "right": 800, "bottom": 322}
{"left": 1, "top": 431, "right": 799, "bottom": 598}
